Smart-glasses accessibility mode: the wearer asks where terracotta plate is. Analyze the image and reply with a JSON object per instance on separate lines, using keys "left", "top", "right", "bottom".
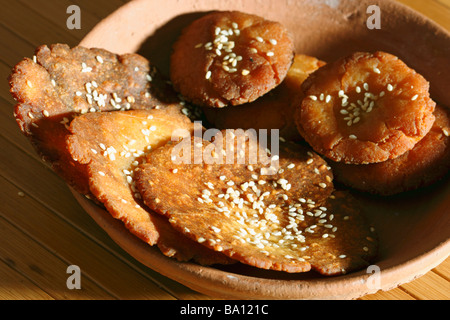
{"left": 75, "top": 0, "right": 450, "bottom": 299}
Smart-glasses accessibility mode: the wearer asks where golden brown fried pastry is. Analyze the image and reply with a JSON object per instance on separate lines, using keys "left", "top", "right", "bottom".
{"left": 135, "top": 131, "right": 378, "bottom": 275}
{"left": 203, "top": 54, "right": 326, "bottom": 141}
{"left": 295, "top": 51, "right": 436, "bottom": 164}
{"left": 170, "top": 10, "right": 295, "bottom": 108}
{"left": 9, "top": 43, "right": 185, "bottom": 195}
{"left": 66, "top": 108, "right": 233, "bottom": 265}
{"left": 331, "top": 105, "right": 450, "bottom": 195}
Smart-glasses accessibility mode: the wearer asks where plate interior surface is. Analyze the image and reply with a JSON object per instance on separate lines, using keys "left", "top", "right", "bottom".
{"left": 76, "top": 0, "right": 450, "bottom": 299}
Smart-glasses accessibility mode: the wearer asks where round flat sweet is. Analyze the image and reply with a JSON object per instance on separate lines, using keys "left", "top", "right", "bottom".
{"left": 170, "top": 10, "right": 294, "bottom": 108}
{"left": 202, "top": 54, "right": 326, "bottom": 142}
{"left": 295, "top": 51, "right": 436, "bottom": 164}
{"left": 9, "top": 43, "right": 186, "bottom": 195}
{"left": 66, "top": 108, "right": 233, "bottom": 265}
{"left": 135, "top": 132, "right": 378, "bottom": 275}
{"left": 331, "top": 105, "right": 450, "bottom": 195}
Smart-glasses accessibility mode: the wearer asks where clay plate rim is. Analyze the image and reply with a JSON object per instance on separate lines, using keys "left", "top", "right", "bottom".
{"left": 73, "top": 0, "right": 450, "bottom": 299}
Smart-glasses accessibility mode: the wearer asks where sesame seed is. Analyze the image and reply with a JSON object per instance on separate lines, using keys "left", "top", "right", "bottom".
{"left": 309, "top": 95, "right": 318, "bottom": 101}
{"left": 241, "top": 69, "right": 250, "bottom": 76}
{"left": 197, "top": 237, "right": 206, "bottom": 243}
{"left": 172, "top": 169, "right": 178, "bottom": 173}
{"left": 266, "top": 51, "right": 274, "bottom": 57}
{"left": 387, "top": 84, "right": 394, "bottom": 91}
{"left": 411, "top": 94, "right": 419, "bottom": 101}
{"left": 349, "top": 134, "right": 357, "bottom": 140}
{"left": 205, "top": 71, "right": 212, "bottom": 80}
{"left": 319, "top": 183, "right": 327, "bottom": 189}
{"left": 373, "top": 67, "right": 381, "bottom": 74}
{"left": 96, "top": 55, "right": 104, "bottom": 63}
{"left": 443, "top": 129, "right": 449, "bottom": 137}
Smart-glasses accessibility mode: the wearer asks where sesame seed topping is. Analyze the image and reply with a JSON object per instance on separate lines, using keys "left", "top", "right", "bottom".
{"left": 411, "top": 94, "right": 419, "bottom": 101}
{"left": 443, "top": 129, "right": 449, "bottom": 137}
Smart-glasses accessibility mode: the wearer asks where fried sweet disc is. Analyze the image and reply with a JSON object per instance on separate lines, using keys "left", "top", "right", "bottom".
{"left": 202, "top": 54, "right": 326, "bottom": 142}
{"left": 136, "top": 132, "right": 378, "bottom": 274}
{"left": 9, "top": 43, "right": 185, "bottom": 195}
{"left": 295, "top": 51, "right": 436, "bottom": 164}
{"left": 170, "top": 10, "right": 294, "bottom": 108}
{"left": 66, "top": 108, "right": 233, "bottom": 265}
{"left": 331, "top": 105, "right": 450, "bottom": 195}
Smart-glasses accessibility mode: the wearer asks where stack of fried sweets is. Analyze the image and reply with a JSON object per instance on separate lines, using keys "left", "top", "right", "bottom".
{"left": 9, "top": 11, "right": 450, "bottom": 275}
